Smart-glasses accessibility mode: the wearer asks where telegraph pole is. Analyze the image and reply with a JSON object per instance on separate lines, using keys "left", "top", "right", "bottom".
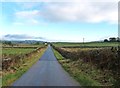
{"left": 83, "top": 38, "right": 84, "bottom": 44}
{"left": 83, "top": 38, "right": 84, "bottom": 47}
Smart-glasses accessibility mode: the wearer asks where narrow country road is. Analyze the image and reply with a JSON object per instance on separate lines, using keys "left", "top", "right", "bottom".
{"left": 12, "top": 45, "right": 80, "bottom": 86}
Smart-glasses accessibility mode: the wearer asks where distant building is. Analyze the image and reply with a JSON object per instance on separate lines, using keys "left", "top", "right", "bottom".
{"left": 44, "top": 42, "right": 48, "bottom": 45}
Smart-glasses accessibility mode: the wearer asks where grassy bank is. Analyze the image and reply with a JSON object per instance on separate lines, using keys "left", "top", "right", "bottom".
{"left": 53, "top": 48, "right": 116, "bottom": 87}
{"left": 2, "top": 47, "right": 46, "bottom": 86}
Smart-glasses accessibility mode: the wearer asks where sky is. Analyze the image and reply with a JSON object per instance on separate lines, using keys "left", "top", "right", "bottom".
{"left": 0, "top": 0, "right": 119, "bottom": 42}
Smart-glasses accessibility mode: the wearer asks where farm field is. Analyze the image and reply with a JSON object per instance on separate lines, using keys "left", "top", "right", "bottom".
{"left": 60, "top": 47, "right": 102, "bottom": 52}
{"left": 2, "top": 48, "right": 35, "bottom": 55}
{"left": 1, "top": 44, "right": 47, "bottom": 86}
{"left": 53, "top": 42, "right": 119, "bottom": 47}
{"left": 1, "top": 43, "right": 45, "bottom": 56}
{"left": 1, "top": 44, "right": 45, "bottom": 60}
{"left": 2, "top": 43, "right": 44, "bottom": 48}
{"left": 53, "top": 42, "right": 120, "bottom": 87}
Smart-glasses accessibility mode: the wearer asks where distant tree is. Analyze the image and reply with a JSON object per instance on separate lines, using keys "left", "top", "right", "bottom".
{"left": 104, "top": 39, "right": 109, "bottom": 42}
{"left": 3, "top": 41, "right": 14, "bottom": 47}
{"left": 109, "top": 37, "right": 117, "bottom": 42}
{"left": 8, "top": 41, "right": 12, "bottom": 45}
{"left": 117, "top": 37, "right": 120, "bottom": 42}
{"left": 4, "top": 41, "right": 12, "bottom": 45}
{"left": 35, "top": 42, "right": 40, "bottom": 45}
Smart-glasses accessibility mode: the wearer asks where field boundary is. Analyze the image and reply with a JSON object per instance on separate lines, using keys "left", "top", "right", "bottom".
{"left": 52, "top": 45, "right": 120, "bottom": 87}
{"left": 2, "top": 46, "right": 47, "bottom": 86}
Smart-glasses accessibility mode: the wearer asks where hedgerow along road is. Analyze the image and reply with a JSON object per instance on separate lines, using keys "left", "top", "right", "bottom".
{"left": 12, "top": 45, "right": 80, "bottom": 86}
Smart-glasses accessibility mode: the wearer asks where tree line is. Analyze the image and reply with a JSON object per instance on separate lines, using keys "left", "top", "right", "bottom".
{"left": 104, "top": 37, "right": 120, "bottom": 42}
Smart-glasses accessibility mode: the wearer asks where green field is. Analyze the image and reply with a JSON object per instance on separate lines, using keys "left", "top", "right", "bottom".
{"left": 2, "top": 43, "right": 45, "bottom": 55}
{"left": 2, "top": 48, "right": 35, "bottom": 55}
{"left": 2, "top": 43, "right": 44, "bottom": 48}
{"left": 53, "top": 42, "right": 119, "bottom": 47}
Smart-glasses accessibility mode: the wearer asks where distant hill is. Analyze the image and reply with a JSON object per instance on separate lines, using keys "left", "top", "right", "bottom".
{"left": 1, "top": 40, "right": 45, "bottom": 44}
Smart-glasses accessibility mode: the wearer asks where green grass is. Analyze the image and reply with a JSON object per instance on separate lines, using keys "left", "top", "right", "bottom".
{"left": 2, "top": 48, "right": 35, "bottom": 55}
{"left": 17, "top": 43, "right": 44, "bottom": 47}
{"left": 2, "top": 47, "right": 46, "bottom": 86}
{"left": 2, "top": 43, "right": 44, "bottom": 47}
{"left": 53, "top": 42, "right": 119, "bottom": 47}
{"left": 52, "top": 48, "right": 64, "bottom": 60}
{"left": 0, "top": 78, "right": 1, "bottom": 88}
{"left": 53, "top": 48, "right": 112, "bottom": 86}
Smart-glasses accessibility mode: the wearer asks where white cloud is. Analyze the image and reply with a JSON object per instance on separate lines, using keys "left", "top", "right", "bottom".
{"left": 41, "top": 1, "right": 118, "bottom": 24}
{"left": 15, "top": 10, "right": 40, "bottom": 18}
{"left": 15, "top": 10, "right": 41, "bottom": 25}
{"left": 13, "top": 0, "right": 118, "bottom": 24}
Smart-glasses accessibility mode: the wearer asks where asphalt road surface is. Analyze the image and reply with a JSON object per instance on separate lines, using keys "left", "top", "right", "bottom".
{"left": 12, "top": 45, "right": 80, "bottom": 86}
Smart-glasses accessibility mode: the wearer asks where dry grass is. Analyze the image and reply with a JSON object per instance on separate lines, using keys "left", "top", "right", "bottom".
{"left": 61, "top": 48, "right": 102, "bottom": 52}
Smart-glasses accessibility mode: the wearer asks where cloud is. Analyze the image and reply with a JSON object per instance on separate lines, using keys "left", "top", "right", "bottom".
{"left": 15, "top": 10, "right": 40, "bottom": 18}
{"left": 4, "top": 34, "right": 32, "bottom": 39}
{"left": 15, "top": 10, "right": 40, "bottom": 25}
{"left": 41, "top": 1, "right": 118, "bottom": 24}
{"left": 12, "top": 0, "right": 118, "bottom": 24}
{"left": 3, "top": 34, "right": 46, "bottom": 40}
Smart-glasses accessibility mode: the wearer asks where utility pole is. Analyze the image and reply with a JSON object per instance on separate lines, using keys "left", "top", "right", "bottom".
{"left": 83, "top": 38, "right": 85, "bottom": 47}
{"left": 83, "top": 38, "right": 84, "bottom": 44}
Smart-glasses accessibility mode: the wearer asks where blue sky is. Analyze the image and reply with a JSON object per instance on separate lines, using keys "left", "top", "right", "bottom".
{"left": 1, "top": 0, "right": 118, "bottom": 42}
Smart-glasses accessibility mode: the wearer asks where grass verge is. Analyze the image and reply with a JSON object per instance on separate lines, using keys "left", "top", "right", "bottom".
{"left": 53, "top": 48, "right": 112, "bottom": 87}
{"left": 2, "top": 47, "right": 46, "bottom": 86}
